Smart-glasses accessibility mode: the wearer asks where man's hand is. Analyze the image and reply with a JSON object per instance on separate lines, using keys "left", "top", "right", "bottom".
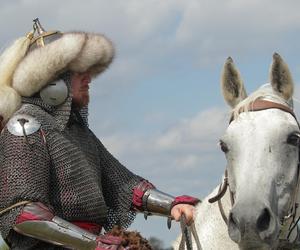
{"left": 171, "top": 204, "right": 196, "bottom": 225}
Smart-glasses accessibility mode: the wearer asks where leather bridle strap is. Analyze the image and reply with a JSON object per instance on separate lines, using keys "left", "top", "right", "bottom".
{"left": 179, "top": 214, "right": 202, "bottom": 250}
{"left": 208, "top": 170, "right": 228, "bottom": 204}
{"left": 229, "top": 99, "right": 297, "bottom": 124}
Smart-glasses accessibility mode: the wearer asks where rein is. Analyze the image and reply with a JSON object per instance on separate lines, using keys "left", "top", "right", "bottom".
{"left": 179, "top": 214, "right": 202, "bottom": 250}
{"left": 209, "top": 99, "right": 300, "bottom": 246}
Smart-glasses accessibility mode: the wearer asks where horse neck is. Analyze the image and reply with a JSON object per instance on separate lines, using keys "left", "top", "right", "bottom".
{"left": 192, "top": 185, "right": 239, "bottom": 249}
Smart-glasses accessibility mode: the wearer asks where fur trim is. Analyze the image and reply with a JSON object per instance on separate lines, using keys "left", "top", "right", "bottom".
{"left": 0, "top": 36, "right": 31, "bottom": 121}
{"left": 0, "top": 86, "right": 21, "bottom": 121}
{"left": 0, "top": 36, "right": 31, "bottom": 87}
{"left": 12, "top": 33, "right": 86, "bottom": 97}
{"left": 69, "top": 33, "right": 115, "bottom": 77}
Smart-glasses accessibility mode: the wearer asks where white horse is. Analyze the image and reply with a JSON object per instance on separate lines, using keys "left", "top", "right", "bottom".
{"left": 174, "top": 53, "right": 300, "bottom": 250}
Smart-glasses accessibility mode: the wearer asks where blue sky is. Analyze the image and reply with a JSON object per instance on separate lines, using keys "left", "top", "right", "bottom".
{"left": 1, "top": 0, "right": 300, "bottom": 247}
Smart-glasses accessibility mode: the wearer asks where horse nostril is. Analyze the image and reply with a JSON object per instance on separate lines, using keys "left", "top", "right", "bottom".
{"left": 228, "top": 212, "right": 242, "bottom": 243}
{"left": 229, "top": 212, "right": 238, "bottom": 228}
{"left": 256, "top": 208, "right": 271, "bottom": 232}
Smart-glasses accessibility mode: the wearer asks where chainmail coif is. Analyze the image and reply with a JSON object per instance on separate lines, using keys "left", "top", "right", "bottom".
{"left": 0, "top": 75, "right": 142, "bottom": 249}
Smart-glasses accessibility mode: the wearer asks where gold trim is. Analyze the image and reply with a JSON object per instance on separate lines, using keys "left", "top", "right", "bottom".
{"left": 30, "top": 31, "right": 62, "bottom": 46}
{"left": 26, "top": 31, "right": 34, "bottom": 40}
{"left": 36, "top": 37, "right": 45, "bottom": 47}
{"left": 0, "top": 201, "right": 31, "bottom": 215}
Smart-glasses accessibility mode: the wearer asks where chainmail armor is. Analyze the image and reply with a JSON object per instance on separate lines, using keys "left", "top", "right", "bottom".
{"left": 0, "top": 75, "right": 142, "bottom": 249}
{"left": 0, "top": 125, "right": 51, "bottom": 238}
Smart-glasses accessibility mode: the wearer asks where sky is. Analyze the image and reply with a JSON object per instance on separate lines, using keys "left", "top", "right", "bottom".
{"left": 1, "top": 0, "right": 300, "bottom": 248}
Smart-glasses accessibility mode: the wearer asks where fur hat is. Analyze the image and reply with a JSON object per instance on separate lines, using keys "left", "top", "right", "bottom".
{"left": 13, "top": 27, "right": 114, "bottom": 97}
{"left": 0, "top": 34, "right": 32, "bottom": 122}
{"left": 0, "top": 19, "right": 114, "bottom": 123}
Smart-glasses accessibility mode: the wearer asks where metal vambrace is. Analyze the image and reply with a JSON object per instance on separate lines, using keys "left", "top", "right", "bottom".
{"left": 133, "top": 180, "right": 174, "bottom": 217}
{"left": 142, "top": 189, "right": 175, "bottom": 217}
{"left": 133, "top": 180, "right": 200, "bottom": 218}
{"left": 13, "top": 202, "right": 98, "bottom": 250}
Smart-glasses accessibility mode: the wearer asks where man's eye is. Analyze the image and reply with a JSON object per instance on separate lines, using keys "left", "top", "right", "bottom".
{"left": 219, "top": 140, "right": 229, "bottom": 153}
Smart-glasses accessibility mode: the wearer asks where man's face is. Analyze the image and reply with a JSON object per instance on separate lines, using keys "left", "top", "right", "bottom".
{"left": 71, "top": 72, "right": 91, "bottom": 109}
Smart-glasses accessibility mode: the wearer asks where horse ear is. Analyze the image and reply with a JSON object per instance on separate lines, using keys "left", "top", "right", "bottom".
{"left": 270, "top": 53, "right": 294, "bottom": 100}
{"left": 221, "top": 57, "right": 247, "bottom": 108}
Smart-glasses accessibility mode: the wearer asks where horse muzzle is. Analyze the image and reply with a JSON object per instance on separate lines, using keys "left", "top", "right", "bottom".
{"left": 228, "top": 201, "right": 279, "bottom": 247}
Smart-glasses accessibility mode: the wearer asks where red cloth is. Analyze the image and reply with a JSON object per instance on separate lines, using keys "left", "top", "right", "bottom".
{"left": 16, "top": 202, "right": 102, "bottom": 235}
{"left": 73, "top": 221, "right": 102, "bottom": 234}
{"left": 16, "top": 202, "right": 54, "bottom": 224}
{"left": 132, "top": 180, "right": 155, "bottom": 210}
{"left": 172, "top": 195, "right": 200, "bottom": 208}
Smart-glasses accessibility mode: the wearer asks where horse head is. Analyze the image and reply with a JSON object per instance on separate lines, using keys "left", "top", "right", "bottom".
{"left": 220, "top": 53, "right": 300, "bottom": 249}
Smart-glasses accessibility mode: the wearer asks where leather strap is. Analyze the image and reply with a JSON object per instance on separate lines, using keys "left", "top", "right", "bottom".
{"left": 0, "top": 201, "right": 32, "bottom": 216}
{"left": 230, "top": 99, "right": 296, "bottom": 123}
{"left": 179, "top": 214, "right": 202, "bottom": 250}
{"left": 208, "top": 170, "right": 228, "bottom": 204}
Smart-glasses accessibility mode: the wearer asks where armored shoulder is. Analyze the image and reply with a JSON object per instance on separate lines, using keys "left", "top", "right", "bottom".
{"left": 7, "top": 114, "right": 41, "bottom": 136}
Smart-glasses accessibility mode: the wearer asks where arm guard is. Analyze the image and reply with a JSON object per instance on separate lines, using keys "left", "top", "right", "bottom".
{"left": 133, "top": 180, "right": 200, "bottom": 217}
{"left": 13, "top": 202, "right": 122, "bottom": 250}
{"left": 142, "top": 189, "right": 175, "bottom": 216}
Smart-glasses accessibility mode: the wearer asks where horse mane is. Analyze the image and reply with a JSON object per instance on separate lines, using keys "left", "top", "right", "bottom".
{"left": 231, "top": 84, "right": 293, "bottom": 120}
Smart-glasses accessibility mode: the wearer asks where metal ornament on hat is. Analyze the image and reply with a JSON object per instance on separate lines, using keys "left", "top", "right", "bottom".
{"left": 31, "top": 18, "right": 69, "bottom": 107}
{"left": 30, "top": 18, "right": 62, "bottom": 50}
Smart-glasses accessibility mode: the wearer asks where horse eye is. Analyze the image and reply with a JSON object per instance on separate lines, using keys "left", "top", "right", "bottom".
{"left": 287, "top": 133, "right": 300, "bottom": 147}
{"left": 219, "top": 140, "right": 229, "bottom": 153}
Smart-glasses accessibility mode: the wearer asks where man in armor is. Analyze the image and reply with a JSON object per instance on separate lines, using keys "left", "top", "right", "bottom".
{"left": 0, "top": 19, "right": 199, "bottom": 249}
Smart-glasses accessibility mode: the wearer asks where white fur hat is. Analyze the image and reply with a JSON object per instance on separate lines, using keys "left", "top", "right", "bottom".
{"left": 0, "top": 19, "right": 115, "bottom": 123}
{"left": 12, "top": 31, "right": 114, "bottom": 97}
{"left": 0, "top": 34, "right": 32, "bottom": 122}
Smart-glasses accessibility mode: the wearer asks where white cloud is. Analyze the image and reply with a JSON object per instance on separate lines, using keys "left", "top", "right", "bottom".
{"left": 90, "top": 55, "right": 147, "bottom": 98}
{"left": 156, "top": 108, "right": 229, "bottom": 151}
{"left": 100, "top": 107, "right": 228, "bottom": 197}
{"left": 0, "top": 0, "right": 299, "bottom": 95}
{"left": 103, "top": 107, "right": 228, "bottom": 155}
{"left": 174, "top": 0, "right": 300, "bottom": 65}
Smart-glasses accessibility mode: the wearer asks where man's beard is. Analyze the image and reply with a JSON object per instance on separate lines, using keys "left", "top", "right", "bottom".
{"left": 73, "top": 93, "right": 89, "bottom": 110}
{"left": 81, "top": 93, "right": 90, "bottom": 107}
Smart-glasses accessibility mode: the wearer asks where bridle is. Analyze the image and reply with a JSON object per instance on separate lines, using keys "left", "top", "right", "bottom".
{"left": 209, "top": 99, "right": 300, "bottom": 246}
